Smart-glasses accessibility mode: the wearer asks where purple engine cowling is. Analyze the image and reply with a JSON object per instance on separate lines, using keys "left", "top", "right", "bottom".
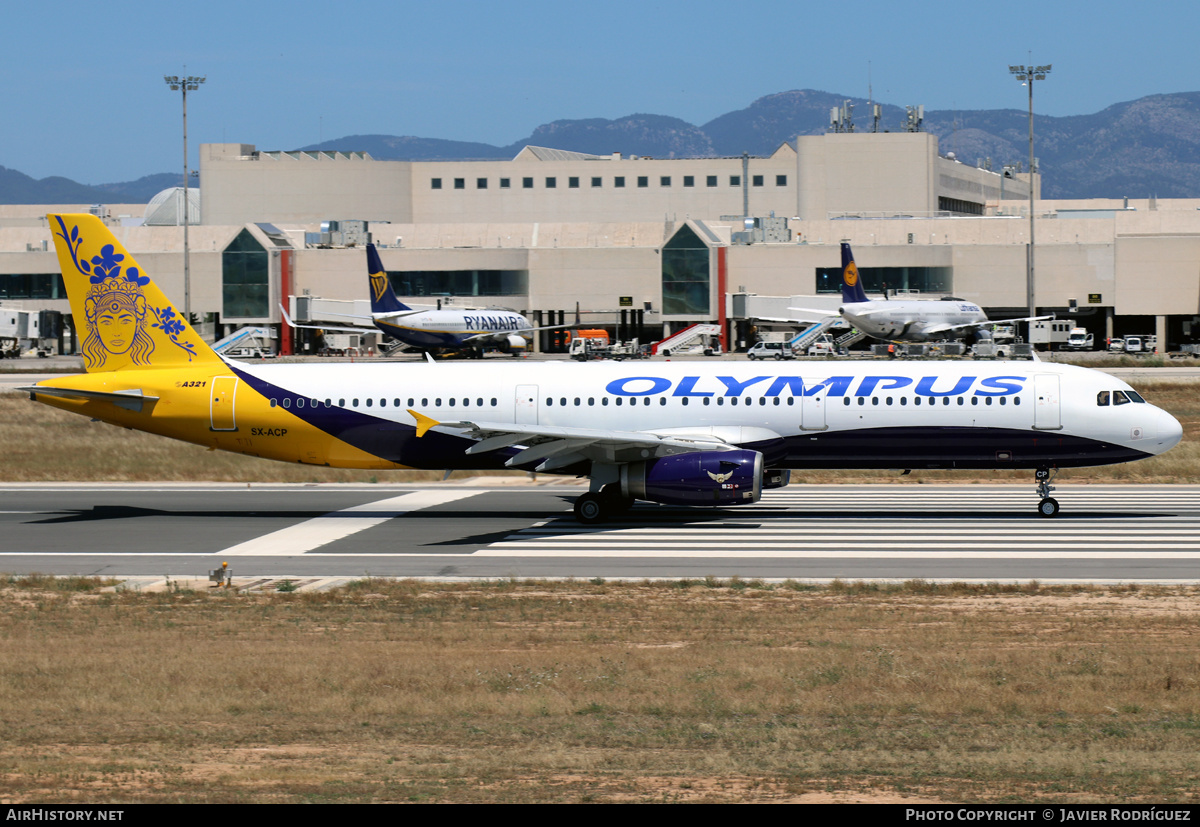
{"left": 621, "top": 449, "right": 763, "bottom": 507}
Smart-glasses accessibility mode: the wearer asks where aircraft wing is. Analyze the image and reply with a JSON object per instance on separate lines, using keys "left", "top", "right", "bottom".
{"left": 922, "top": 314, "right": 1056, "bottom": 336}
{"left": 753, "top": 312, "right": 839, "bottom": 325}
{"left": 409, "top": 409, "right": 757, "bottom": 472}
{"left": 279, "top": 305, "right": 377, "bottom": 335}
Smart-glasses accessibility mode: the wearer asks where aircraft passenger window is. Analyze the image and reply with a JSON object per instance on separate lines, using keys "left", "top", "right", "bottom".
{"left": 659, "top": 398, "right": 666, "bottom": 406}
{"left": 643, "top": 397, "right": 650, "bottom": 406}
{"left": 1113, "top": 390, "right": 1131, "bottom": 405}
{"left": 339, "top": 399, "right": 345, "bottom": 407}
{"left": 393, "top": 399, "right": 400, "bottom": 407}
{"left": 588, "top": 398, "right": 594, "bottom": 406}
{"left": 772, "top": 398, "right": 780, "bottom": 406}
{"left": 269, "top": 399, "right": 277, "bottom": 408}
{"left": 717, "top": 398, "right": 724, "bottom": 406}
{"left": 703, "top": 398, "right": 710, "bottom": 406}
{"left": 682, "top": 398, "right": 689, "bottom": 406}
{"left": 575, "top": 398, "right": 581, "bottom": 406}
{"left": 730, "top": 398, "right": 737, "bottom": 406}
{"left": 985, "top": 398, "right": 993, "bottom": 405}
{"left": 886, "top": 397, "right": 893, "bottom": 405}
{"left": 615, "top": 398, "right": 623, "bottom": 406}
{"left": 602, "top": 398, "right": 608, "bottom": 406}
{"left": 491, "top": 398, "right": 498, "bottom": 406}
{"left": 422, "top": 398, "right": 428, "bottom": 406}
{"left": 1000, "top": 398, "right": 1007, "bottom": 405}
{"left": 1127, "top": 391, "right": 1146, "bottom": 403}
{"left": 943, "top": 398, "right": 950, "bottom": 406}
{"left": 365, "top": 399, "right": 372, "bottom": 407}
{"left": 435, "top": 398, "right": 442, "bottom": 406}
{"left": 843, "top": 398, "right": 850, "bottom": 406}
{"left": 282, "top": 398, "right": 291, "bottom": 408}
{"left": 477, "top": 398, "right": 484, "bottom": 407}
{"left": 561, "top": 398, "right": 567, "bottom": 406}
{"left": 787, "top": 398, "right": 793, "bottom": 406}
{"left": 857, "top": 398, "right": 865, "bottom": 406}
{"left": 298, "top": 398, "right": 308, "bottom": 409}
{"left": 971, "top": 398, "right": 978, "bottom": 406}
{"left": 448, "top": 399, "right": 454, "bottom": 407}
{"left": 900, "top": 398, "right": 907, "bottom": 406}
{"left": 407, "top": 398, "right": 414, "bottom": 407}
{"left": 872, "top": 397, "right": 879, "bottom": 406}
{"left": 1014, "top": 397, "right": 1021, "bottom": 406}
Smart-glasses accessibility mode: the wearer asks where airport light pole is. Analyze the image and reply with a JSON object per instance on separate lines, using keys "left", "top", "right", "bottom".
{"left": 1009, "top": 63, "right": 1050, "bottom": 320}
{"left": 164, "top": 73, "right": 205, "bottom": 324}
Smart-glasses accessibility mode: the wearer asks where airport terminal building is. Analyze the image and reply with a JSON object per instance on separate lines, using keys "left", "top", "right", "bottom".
{"left": 3, "top": 130, "right": 1199, "bottom": 353}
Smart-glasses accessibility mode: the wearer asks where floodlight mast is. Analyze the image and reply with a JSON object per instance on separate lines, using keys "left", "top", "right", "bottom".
{"left": 1009, "top": 63, "right": 1051, "bottom": 321}
{"left": 164, "top": 73, "right": 205, "bottom": 324}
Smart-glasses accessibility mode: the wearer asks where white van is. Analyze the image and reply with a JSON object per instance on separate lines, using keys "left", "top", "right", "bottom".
{"left": 747, "top": 341, "right": 794, "bottom": 360}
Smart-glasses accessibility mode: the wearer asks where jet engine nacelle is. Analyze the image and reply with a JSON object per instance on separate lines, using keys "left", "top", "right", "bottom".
{"left": 620, "top": 449, "right": 763, "bottom": 507}
{"left": 497, "top": 334, "right": 528, "bottom": 354}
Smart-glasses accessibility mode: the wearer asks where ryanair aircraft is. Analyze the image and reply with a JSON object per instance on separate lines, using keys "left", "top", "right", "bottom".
{"left": 24, "top": 214, "right": 1182, "bottom": 524}
{"left": 284, "top": 245, "right": 565, "bottom": 357}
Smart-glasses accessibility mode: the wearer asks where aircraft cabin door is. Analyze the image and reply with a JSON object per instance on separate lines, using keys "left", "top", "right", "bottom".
{"left": 800, "top": 381, "right": 828, "bottom": 431}
{"left": 515, "top": 384, "right": 539, "bottom": 425}
{"left": 1033, "top": 374, "right": 1062, "bottom": 431}
{"left": 210, "top": 376, "right": 239, "bottom": 431}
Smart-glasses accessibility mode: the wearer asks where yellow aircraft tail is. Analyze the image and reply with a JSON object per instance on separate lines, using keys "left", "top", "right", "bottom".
{"left": 49, "top": 213, "right": 221, "bottom": 372}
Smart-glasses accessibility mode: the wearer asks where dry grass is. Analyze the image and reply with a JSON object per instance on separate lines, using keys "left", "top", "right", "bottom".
{"left": 1, "top": 577, "right": 1198, "bottom": 803}
{"left": 2, "top": 377, "right": 1196, "bottom": 483}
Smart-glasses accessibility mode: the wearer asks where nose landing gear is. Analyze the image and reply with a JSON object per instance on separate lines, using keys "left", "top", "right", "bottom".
{"left": 1035, "top": 467, "right": 1059, "bottom": 517}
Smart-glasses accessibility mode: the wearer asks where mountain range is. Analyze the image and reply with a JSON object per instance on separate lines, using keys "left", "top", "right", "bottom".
{"left": 5, "top": 89, "right": 1200, "bottom": 203}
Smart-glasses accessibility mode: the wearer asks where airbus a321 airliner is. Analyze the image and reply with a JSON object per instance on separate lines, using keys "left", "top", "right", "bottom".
{"left": 23, "top": 214, "right": 1182, "bottom": 523}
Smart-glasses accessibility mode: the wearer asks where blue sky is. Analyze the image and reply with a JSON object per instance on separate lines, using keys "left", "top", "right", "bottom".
{"left": 7, "top": 0, "right": 1198, "bottom": 183}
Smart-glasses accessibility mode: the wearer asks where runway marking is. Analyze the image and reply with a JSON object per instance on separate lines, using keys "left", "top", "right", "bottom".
{"left": 217, "top": 490, "right": 481, "bottom": 556}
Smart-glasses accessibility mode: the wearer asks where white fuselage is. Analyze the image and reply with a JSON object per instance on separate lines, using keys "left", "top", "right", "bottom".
{"left": 374, "top": 309, "right": 532, "bottom": 350}
{"left": 841, "top": 300, "right": 987, "bottom": 342}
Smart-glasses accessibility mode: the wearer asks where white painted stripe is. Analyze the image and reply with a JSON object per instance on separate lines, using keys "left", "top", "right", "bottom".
{"left": 218, "top": 490, "right": 480, "bottom": 556}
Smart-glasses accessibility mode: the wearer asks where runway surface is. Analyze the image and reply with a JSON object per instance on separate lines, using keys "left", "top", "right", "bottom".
{"left": 2, "top": 482, "right": 1198, "bottom": 584}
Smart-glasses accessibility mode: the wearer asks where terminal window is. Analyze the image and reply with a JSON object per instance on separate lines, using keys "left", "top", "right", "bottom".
{"left": 660, "top": 176, "right": 671, "bottom": 187}
{"left": 614, "top": 177, "right": 625, "bottom": 188}
{"left": 637, "top": 176, "right": 649, "bottom": 188}
{"left": 591, "top": 177, "right": 602, "bottom": 188}
{"left": 545, "top": 177, "right": 557, "bottom": 188}
{"left": 431, "top": 178, "right": 442, "bottom": 189}
{"left": 683, "top": 176, "right": 694, "bottom": 187}
{"left": 729, "top": 176, "right": 741, "bottom": 186}
{"left": 816, "top": 265, "right": 951, "bottom": 296}
{"left": 752, "top": 175, "right": 764, "bottom": 187}
{"left": 499, "top": 178, "right": 511, "bottom": 188}
{"left": 476, "top": 178, "right": 487, "bottom": 189}
{"left": 0, "top": 273, "right": 64, "bottom": 299}
{"left": 661, "top": 224, "right": 710, "bottom": 315}
{"left": 707, "top": 176, "right": 718, "bottom": 187}
{"left": 776, "top": 174, "right": 787, "bottom": 186}
{"left": 222, "top": 229, "right": 269, "bottom": 319}
{"left": 385, "top": 269, "right": 529, "bottom": 298}
{"left": 568, "top": 177, "right": 580, "bottom": 188}
{"left": 523, "top": 177, "right": 534, "bottom": 189}
{"left": 454, "top": 178, "right": 465, "bottom": 189}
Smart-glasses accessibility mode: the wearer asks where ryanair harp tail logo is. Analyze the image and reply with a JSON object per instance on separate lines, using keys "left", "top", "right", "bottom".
{"left": 370, "top": 271, "right": 390, "bottom": 303}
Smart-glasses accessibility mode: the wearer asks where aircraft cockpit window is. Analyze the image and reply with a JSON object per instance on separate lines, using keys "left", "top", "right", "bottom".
{"left": 1113, "top": 390, "right": 1131, "bottom": 405}
{"left": 1097, "top": 391, "right": 1110, "bottom": 406}
{"left": 1127, "top": 390, "right": 1146, "bottom": 403}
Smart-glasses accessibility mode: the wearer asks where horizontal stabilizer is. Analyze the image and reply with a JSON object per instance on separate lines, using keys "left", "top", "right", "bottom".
{"left": 20, "top": 386, "right": 159, "bottom": 413}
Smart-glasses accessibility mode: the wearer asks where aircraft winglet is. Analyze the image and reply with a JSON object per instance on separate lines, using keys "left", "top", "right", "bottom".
{"left": 408, "top": 409, "right": 440, "bottom": 438}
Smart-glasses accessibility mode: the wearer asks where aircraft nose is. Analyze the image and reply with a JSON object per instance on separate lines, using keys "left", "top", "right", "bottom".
{"left": 1155, "top": 407, "right": 1183, "bottom": 453}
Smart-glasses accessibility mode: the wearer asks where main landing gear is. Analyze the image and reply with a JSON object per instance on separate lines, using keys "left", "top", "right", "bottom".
{"left": 1035, "top": 467, "right": 1059, "bottom": 518}
{"left": 572, "top": 484, "right": 634, "bottom": 525}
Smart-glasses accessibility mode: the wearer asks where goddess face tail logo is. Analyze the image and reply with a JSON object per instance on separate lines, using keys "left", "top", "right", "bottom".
{"left": 53, "top": 217, "right": 196, "bottom": 368}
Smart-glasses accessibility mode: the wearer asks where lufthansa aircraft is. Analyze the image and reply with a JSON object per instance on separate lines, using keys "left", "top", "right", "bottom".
{"left": 24, "top": 214, "right": 1182, "bottom": 524}
{"left": 786, "top": 243, "right": 1052, "bottom": 343}
{"left": 285, "top": 245, "right": 562, "bottom": 357}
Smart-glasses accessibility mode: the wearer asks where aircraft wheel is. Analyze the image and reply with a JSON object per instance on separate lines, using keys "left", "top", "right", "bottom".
{"left": 1038, "top": 497, "right": 1060, "bottom": 518}
{"left": 574, "top": 493, "right": 607, "bottom": 524}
